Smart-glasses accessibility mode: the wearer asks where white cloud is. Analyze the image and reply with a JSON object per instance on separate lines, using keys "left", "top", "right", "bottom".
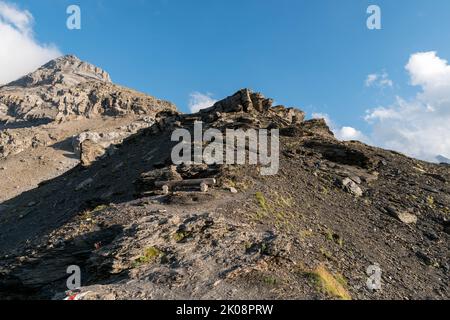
{"left": 312, "top": 52, "right": 450, "bottom": 162}
{"left": 365, "top": 71, "right": 393, "bottom": 88}
{"left": 364, "top": 103, "right": 402, "bottom": 123}
{"left": 188, "top": 92, "right": 217, "bottom": 113}
{"left": 365, "top": 51, "right": 450, "bottom": 162}
{"left": 312, "top": 113, "right": 368, "bottom": 142}
{"left": 0, "top": 1, "right": 61, "bottom": 84}
{"left": 335, "top": 126, "right": 367, "bottom": 141}
{"left": 365, "top": 74, "right": 378, "bottom": 87}
{"left": 405, "top": 51, "right": 450, "bottom": 104}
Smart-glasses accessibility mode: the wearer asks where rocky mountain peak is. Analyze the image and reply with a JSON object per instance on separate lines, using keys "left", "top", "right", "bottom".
{"left": 0, "top": 55, "right": 175, "bottom": 125}
{"left": 436, "top": 155, "right": 450, "bottom": 164}
{"left": 4, "top": 54, "right": 112, "bottom": 88}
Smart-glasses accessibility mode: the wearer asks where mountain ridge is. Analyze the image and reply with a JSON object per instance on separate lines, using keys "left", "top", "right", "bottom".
{"left": 0, "top": 56, "right": 448, "bottom": 300}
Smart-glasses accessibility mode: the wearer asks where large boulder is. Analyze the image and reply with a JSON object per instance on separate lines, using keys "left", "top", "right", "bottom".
{"left": 80, "top": 140, "right": 110, "bottom": 167}
{"left": 341, "top": 177, "right": 364, "bottom": 197}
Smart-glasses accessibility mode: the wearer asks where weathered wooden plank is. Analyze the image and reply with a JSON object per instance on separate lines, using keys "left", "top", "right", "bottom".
{"left": 155, "top": 178, "right": 216, "bottom": 188}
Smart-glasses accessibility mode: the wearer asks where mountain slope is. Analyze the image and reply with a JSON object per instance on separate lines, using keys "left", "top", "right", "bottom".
{"left": 0, "top": 89, "right": 448, "bottom": 300}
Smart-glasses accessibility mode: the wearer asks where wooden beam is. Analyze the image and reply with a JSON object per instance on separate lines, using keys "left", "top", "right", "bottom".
{"left": 155, "top": 178, "right": 216, "bottom": 188}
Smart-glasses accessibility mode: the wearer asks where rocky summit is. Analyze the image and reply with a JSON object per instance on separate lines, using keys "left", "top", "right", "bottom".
{"left": 0, "top": 55, "right": 174, "bottom": 124}
{"left": 0, "top": 57, "right": 448, "bottom": 300}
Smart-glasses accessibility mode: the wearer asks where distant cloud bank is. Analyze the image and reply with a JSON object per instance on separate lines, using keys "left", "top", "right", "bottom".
{"left": 323, "top": 51, "right": 450, "bottom": 163}
{"left": 0, "top": 1, "right": 61, "bottom": 84}
{"left": 365, "top": 51, "right": 450, "bottom": 162}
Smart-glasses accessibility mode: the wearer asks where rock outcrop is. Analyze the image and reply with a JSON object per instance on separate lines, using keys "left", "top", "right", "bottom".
{"left": 200, "top": 88, "right": 305, "bottom": 125}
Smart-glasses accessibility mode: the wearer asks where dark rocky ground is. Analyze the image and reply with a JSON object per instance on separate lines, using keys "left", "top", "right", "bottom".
{"left": 0, "top": 89, "right": 448, "bottom": 300}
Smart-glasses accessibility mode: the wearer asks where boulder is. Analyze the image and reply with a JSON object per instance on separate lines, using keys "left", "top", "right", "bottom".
{"left": 80, "top": 139, "right": 108, "bottom": 167}
{"left": 341, "top": 178, "right": 363, "bottom": 197}
{"left": 73, "top": 132, "right": 102, "bottom": 157}
{"left": 229, "top": 187, "right": 238, "bottom": 194}
{"left": 386, "top": 207, "right": 417, "bottom": 224}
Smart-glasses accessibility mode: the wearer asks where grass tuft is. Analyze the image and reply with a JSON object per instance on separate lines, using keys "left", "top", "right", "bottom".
{"left": 306, "top": 265, "right": 351, "bottom": 300}
{"left": 133, "top": 247, "right": 163, "bottom": 267}
{"left": 255, "top": 192, "right": 268, "bottom": 210}
{"left": 427, "top": 196, "right": 435, "bottom": 208}
{"left": 173, "top": 231, "right": 192, "bottom": 243}
{"left": 263, "top": 276, "right": 278, "bottom": 285}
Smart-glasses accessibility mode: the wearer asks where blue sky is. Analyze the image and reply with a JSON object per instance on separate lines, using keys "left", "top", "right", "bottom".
{"left": 2, "top": 0, "right": 450, "bottom": 161}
